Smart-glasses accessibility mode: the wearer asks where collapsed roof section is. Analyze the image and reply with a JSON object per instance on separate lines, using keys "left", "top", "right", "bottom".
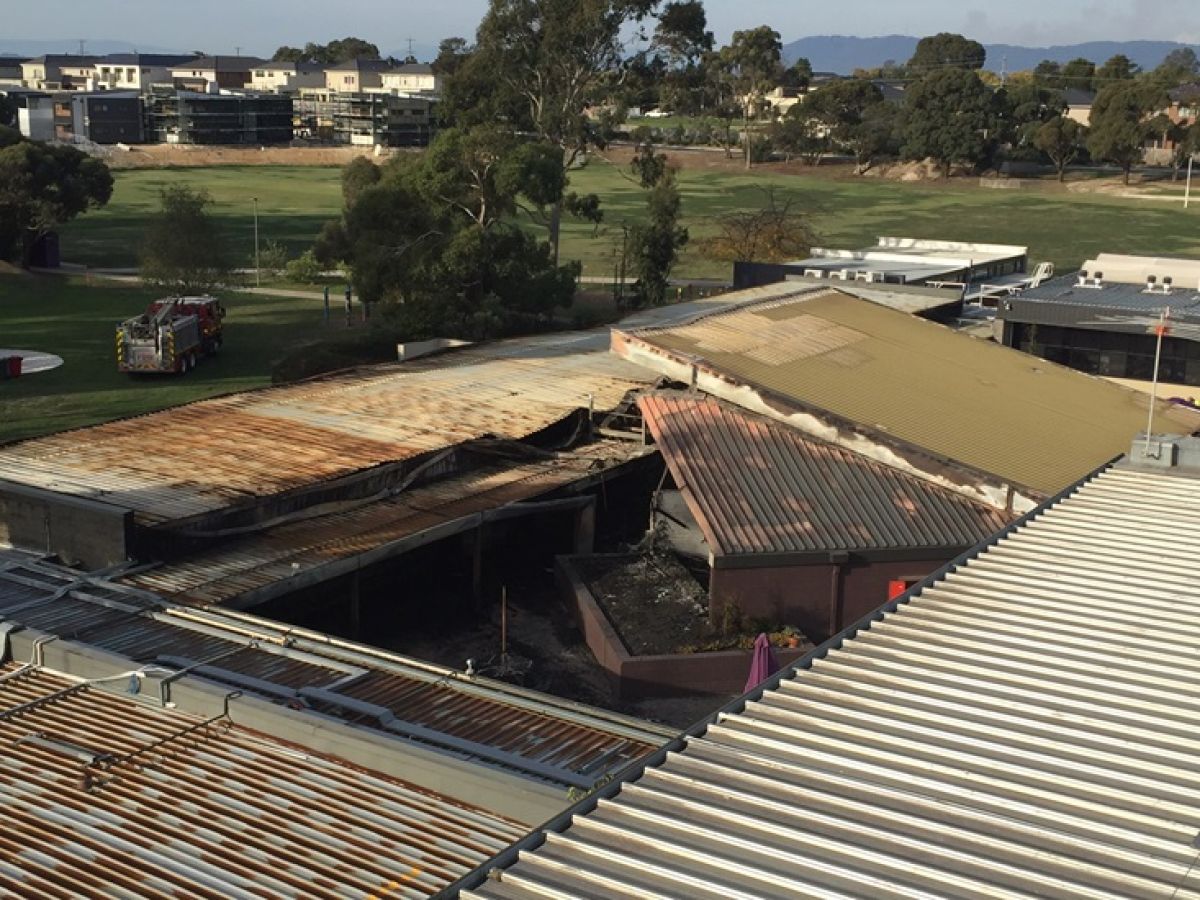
{"left": 614, "top": 288, "right": 1200, "bottom": 509}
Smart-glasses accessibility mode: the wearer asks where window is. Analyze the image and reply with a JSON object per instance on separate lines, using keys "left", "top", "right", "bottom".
{"left": 344, "top": 75, "right": 354, "bottom": 85}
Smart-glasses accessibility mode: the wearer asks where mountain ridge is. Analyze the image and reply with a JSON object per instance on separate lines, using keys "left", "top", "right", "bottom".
{"left": 782, "top": 35, "right": 1199, "bottom": 75}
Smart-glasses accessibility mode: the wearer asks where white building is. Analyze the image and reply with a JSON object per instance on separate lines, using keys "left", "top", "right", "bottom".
{"left": 248, "top": 60, "right": 326, "bottom": 93}
{"left": 93, "top": 53, "right": 197, "bottom": 91}
{"left": 379, "top": 63, "right": 442, "bottom": 96}
{"left": 20, "top": 55, "right": 96, "bottom": 90}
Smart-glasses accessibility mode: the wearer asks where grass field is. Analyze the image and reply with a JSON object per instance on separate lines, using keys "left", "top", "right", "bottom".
{"left": 0, "top": 274, "right": 357, "bottom": 443}
{"left": 14, "top": 159, "right": 1200, "bottom": 442}
{"left": 58, "top": 161, "right": 1200, "bottom": 280}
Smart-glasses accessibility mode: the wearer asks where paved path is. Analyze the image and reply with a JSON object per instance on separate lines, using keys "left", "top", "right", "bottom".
{"left": 36, "top": 265, "right": 333, "bottom": 300}
{"left": 40, "top": 265, "right": 732, "bottom": 299}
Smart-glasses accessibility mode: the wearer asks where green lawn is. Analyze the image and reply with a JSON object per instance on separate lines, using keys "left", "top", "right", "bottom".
{"left": 560, "top": 159, "right": 1200, "bottom": 279}
{"left": 59, "top": 166, "right": 345, "bottom": 269}
{"left": 58, "top": 162, "right": 1200, "bottom": 283}
{"left": 0, "top": 274, "right": 352, "bottom": 443}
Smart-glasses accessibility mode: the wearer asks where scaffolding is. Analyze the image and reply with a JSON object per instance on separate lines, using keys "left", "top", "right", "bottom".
{"left": 147, "top": 88, "right": 292, "bottom": 145}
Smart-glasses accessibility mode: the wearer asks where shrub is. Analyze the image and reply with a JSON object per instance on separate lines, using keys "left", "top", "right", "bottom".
{"left": 284, "top": 250, "right": 323, "bottom": 284}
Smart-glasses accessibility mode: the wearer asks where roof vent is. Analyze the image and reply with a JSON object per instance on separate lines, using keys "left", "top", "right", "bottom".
{"left": 1144, "top": 274, "right": 1173, "bottom": 295}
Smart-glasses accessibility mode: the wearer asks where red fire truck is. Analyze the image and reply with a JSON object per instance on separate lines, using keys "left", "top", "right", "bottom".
{"left": 116, "top": 296, "right": 226, "bottom": 374}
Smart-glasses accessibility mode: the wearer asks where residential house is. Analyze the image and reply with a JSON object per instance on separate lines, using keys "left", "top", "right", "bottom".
{"left": 1063, "top": 86, "right": 1095, "bottom": 125}
{"left": 169, "top": 55, "right": 261, "bottom": 92}
{"left": 324, "top": 57, "right": 389, "bottom": 93}
{"left": 379, "top": 62, "right": 442, "bottom": 96}
{"left": 248, "top": 60, "right": 326, "bottom": 93}
{"left": 20, "top": 54, "right": 97, "bottom": 90}
{"left": 1144, "top": 83, "right": 1199, "bottom": 163}
{"left": 873, "top": 78, "right": 908, "bottom": 104}
{"left": 0, "top": 57, "right": 25, "bottom": 87}
{"left": 761, "top": 71, "right": 841, "bottom": 115}
{"left": 92, "top": 53, "right": 197, "bottom": 91}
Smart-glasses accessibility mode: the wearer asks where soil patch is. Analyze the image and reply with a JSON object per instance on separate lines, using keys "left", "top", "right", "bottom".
{"left": 100, "top": 143, "right": 418, "bottom": 170}
{"left": 573, "top": 552, "right": 711, "bottom": 656}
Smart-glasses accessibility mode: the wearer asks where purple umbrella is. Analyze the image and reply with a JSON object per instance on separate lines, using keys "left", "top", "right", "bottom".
{"left": 744, "top": 633, "right": 779, "bottom": 693}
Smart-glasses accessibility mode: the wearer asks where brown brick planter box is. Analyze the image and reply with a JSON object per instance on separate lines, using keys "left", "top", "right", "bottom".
{"left": 557, "top": 554, "right": 809, "bottom": 700}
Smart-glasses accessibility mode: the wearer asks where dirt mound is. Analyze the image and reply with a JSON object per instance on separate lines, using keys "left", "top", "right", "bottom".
{"left": 859, "top": 158, "right": 956, "bottom": 181}
{"left": 104, "top": 143, "right": 417, "bottom": 170}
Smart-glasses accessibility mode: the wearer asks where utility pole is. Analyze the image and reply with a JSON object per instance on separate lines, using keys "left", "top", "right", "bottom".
{"left": 1186, "top": 154, "right": 1195, "bottom": 210}
{"left": 78, "top": 39, "right": 86, "bottom": 56}
{"left": 252, "top": 197, "right": 260, "bottom": 287}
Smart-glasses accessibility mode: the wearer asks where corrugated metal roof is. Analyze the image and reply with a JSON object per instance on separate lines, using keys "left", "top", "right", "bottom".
{"left": 0, "top": 666, "right": 524, "bottom": 899}
{"left": 119, "top": 440, "right": 649, "bottom": 606}
{"left": 0, "top": 554, "right": 668, "bottom": 788}
{"left": 640, "top": 392, "right": 1010, "bottom": 557}
{"left": 0, "top": 338, "right": 654, "bottom": 525}
{"left": 458, "top": 461, "right": 1200, "bottom": 899}
{"left": 618, "top": 289, "right": 1200, "bottom": 496}
{"left": 1003, "top": 277, "right": 1200, "bottom": 342}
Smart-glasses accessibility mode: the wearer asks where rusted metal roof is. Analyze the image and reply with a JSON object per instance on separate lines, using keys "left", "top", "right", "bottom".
{"left": 0, "top": 666, "right": 525, "bottom": 899}
{"left": 119, "top": 440, "right": 650, "bottom": 607}
{"left": 616, "top": 289, "right": 1200, "bottom": 499}
{"left": 0, "top": 554, "right": 668, "bottom": 789}
{"left": 0, "top": 337, "right": 654, "bottom": 525}
{"left": 640, "top": 392, "right": 1010, "bottom": 557}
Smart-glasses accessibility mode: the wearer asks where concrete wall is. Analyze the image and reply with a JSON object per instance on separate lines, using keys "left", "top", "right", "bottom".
{"left": 0, "top": 480, "right": 131, "bottom": 569}
{"left": 18, "top": 104, "right": 53, "bottom": 141}
{"left": 558, "top": 555, "right": 809, "bottom": 699}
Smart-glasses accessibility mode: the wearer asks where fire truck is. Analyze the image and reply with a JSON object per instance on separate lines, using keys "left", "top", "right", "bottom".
{"left": 116, "top": 296, "right": 225, "bottom": 375}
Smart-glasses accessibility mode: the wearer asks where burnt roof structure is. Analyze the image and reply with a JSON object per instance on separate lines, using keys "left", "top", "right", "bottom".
{"left": 614, "top": 288, "right": 1200, "bottom": 510}
{"left": 0, "top": 551, "right": 669, "bottom": 802}
{"left": 640, "top": 392, "right": 1009, "bottom": 560}
{"left": 452, "top": 436, "right": 1200, "bottom": 899}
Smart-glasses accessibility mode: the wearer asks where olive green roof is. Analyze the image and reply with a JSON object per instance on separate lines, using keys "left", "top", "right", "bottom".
{"left": 627, "top": 289, "right": 1198, "bottom": 496}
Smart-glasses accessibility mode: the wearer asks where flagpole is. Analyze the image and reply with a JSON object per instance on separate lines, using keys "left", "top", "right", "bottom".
{"left": 1145, "top": 309, "right": 1169, "bottom": 453}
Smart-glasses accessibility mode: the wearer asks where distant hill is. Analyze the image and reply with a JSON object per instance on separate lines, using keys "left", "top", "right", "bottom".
{"left": 0, "top": 38, "right": 441, "bottom": 64}
{"left": 782, "top": 35, "right": 1199, "bottom": 75}
{"left": 0, "top": 39, "right": 193, "bottom": 59}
